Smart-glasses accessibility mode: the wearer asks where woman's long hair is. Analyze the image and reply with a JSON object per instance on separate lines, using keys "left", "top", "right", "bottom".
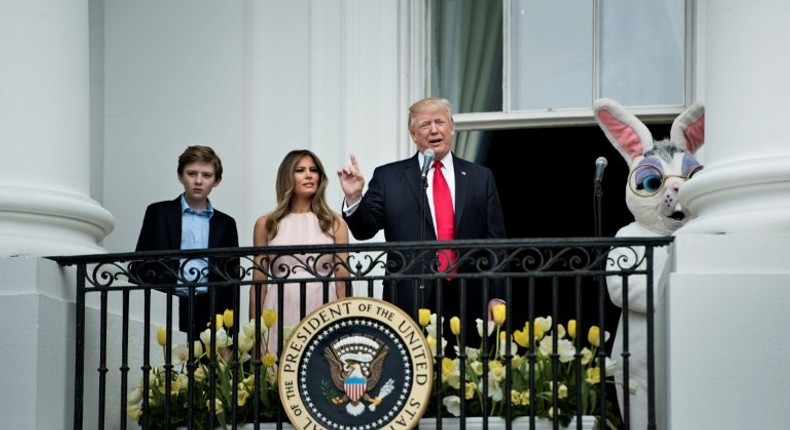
{"left": 265, "top": 149, "right": 337, "bottom": 241}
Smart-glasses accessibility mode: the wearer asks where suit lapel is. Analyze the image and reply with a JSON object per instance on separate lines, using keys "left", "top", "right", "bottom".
{"left": 208, "top": 214, "right": 222, "bottom": 248}
{"left": 166, "top": 197, "right": 183, "bottom": 249}
{"left": 403, "top": 154, "right": 435, "bottom": 236}
{"left": 453, "top": 158, "right": 468, "bottom": 228}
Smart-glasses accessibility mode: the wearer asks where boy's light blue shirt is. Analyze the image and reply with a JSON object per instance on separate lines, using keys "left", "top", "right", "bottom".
{"left": 178, "top": 194, "right": 214, "bottom": 295}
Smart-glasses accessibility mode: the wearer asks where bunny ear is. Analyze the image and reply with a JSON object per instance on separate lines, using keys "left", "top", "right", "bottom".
{"left": 670, "top": 103, "right": 705, "bottom": 154}
{"left": 593, "top": 98, "right": 654, "bottom": 165}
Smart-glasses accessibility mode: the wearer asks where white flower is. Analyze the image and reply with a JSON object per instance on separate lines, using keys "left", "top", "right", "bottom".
{"left": 237, "top": 331, "right": 255, "bottom": 353}
{"left": 476, "top": 318, "right": 496, "bottom": 338}
{"left": 537, "top": 336, "right": 576, "bottom": 363}
{"left": 556, "top": 338, "right": 576, "bottom": 363}
{"left": 127, "top": 388, "right": 142, "bottom": 405}
{"left": 471, "top": 360, "right": 484, "bottom": 376}
{"left": 482, "top": 377, "right": 504, "bottom": 402}
{"left": 534, "top": 316, "right": 552, "bottom": 334}
{"left": 549, "top": 382, "right": 568, "bottom": 399}
{"left": 242, "top": 319, "right": 266, "bottom": 337}
{"left": 176, "top": 373, "right": 189, "bottom": 392}
{"left": 200, "top": 327, "right": 232, "bottom": 351}
{"left": 425, "top": 313, "right": 445, "bottom": 339}
{"left": 442, "top": 395, "right": 462, "bottom": 417}
{"left": 193, "top": 340, "right": 203, "bottom": 358}
{"left": 556, "top": 323, "right": 567, "bottom": 339}
{"left": 172, "top": 345, "right": 189, "bottom": 365}
{"left": 580, "top": 347, "right": 593, "bottom": 365}
{"left": 498, "top": 339, "right": 519, "bottom": 357}
{"left": 453, "top": 345, "right": 480, "bottom": 361}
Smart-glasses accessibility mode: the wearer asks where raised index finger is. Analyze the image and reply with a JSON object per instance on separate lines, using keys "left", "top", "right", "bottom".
{"left": 349, "top": 153, "right": 360, "bottom": 171}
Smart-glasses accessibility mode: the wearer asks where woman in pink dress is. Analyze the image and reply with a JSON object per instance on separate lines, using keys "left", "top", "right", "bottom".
{"left": 249, "top": 149, "right": 349, "bottom": 356}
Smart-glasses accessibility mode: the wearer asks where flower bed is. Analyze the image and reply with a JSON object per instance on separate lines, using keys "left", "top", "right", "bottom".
{"left": 127, "top": 310, "right": 282, "bottom": 430}
{"left": 127, "top": 306, "right": 620, "bottom": 429}
{"left": 417, "top": 306, "right": 620, "bottom": 429}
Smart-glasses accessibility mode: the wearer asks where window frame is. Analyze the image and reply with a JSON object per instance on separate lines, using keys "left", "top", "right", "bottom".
{"left": 417, "top": 0, "right": 703, "bottom": 132}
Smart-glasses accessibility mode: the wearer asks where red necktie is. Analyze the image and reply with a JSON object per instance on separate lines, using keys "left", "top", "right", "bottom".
{"left": 433, "top": 160, "right": 457, "bottom": 273}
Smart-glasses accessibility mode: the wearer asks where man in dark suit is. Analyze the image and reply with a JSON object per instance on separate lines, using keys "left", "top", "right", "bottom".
{"left": 135, "top": 145, "right": 239, "bottom": 339}
{"left": 337, "top": 97, "right": 507, "bottom": 340}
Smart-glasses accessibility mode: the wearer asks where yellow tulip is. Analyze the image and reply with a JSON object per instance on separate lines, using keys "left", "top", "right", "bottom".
{"left": 464, "top": 382, "right": 476, "bottom": 400}
{"left": 534, "top": 317, "right": 551, "bottom": 339}
{"left": 450, "top": 317, "right": 461, "bottom": 336}
{"left": 263, "top": 352, "right": 276, "bottom": 368}
{"left": 262, "top": 309, "right": 277, "bottom": 328}
{"left": 513, "top": 329, "right": 530, "bottom": 348}
{"left": 567, "top": 319, "right": 577, "bottom": 338}
{"left": 588, "top": 326, "right": 601, "bottom": 346}
{"left": 425, "top": 334, "right": 439, "bottom": 357}
{"left": 156, "top": 327, "right": 167, "bottom": 347}
{"left": 223, "top": 309, "right": 234, "bottom": 328}
{"left": 208, "top": 398, "right": 224, "bottom": 414}
{"left": 215, "top": 314, "right": 224, "bottom": 329}
{"left": 585, "top": 367, "right": 601, "bottom": 385}
{"left": 534, "top": 324, "right": 545, "bottom": 340}
{"left": 441, "top": 357, "right": 456, "bottom": 378}
{"left": 418, "top": 309, "right": 431, "bottom": 327}
{"left": 237, "top": 388, "right": 249, "bottom": 407}
{"left": 194, "top": 366, "right": 207, "bottom": 383}
{"left": 510, "top": 389, "right": 521, "bottom": 405}
{"left": 493, "top": 303, "right": 506, "bottom": 326}
{"left": 523, "top": 322, "right": 545, "bottom": 340}
{"left": 426, "top": 335, "right": 437, "bottom": 350}
{"left": 519, "top": 390, "right": 530, "bottom": 406}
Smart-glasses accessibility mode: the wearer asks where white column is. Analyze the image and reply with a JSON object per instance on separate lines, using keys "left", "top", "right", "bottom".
{"left": 0, "top": 0, "right": 113, "bottom": 257}
{"left": 666, "top": 1, "right": 790, "bottom": 429}
{"left": 680, "top": 0, "right": 790, "bottom": 234}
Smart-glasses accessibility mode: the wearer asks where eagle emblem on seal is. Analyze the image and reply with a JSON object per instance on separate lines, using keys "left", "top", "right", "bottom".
{"left": 323, "top": 334, "right": 396, "bottom": 417}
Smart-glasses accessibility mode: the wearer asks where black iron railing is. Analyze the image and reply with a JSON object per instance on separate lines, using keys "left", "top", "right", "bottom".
{"left": 50, "top": 236, "right": 671, "bottom": 430}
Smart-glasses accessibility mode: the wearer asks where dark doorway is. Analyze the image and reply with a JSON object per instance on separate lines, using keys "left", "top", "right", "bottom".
{"left": 482, "top": 121, "right": 671, "bottom": 344}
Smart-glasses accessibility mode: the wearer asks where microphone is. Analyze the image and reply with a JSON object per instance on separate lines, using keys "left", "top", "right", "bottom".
{"left": 420, "top": 149, "right": 435, "bottom": 180}
{"left": 594, "top": 156, "right": 608, "bottom": 183}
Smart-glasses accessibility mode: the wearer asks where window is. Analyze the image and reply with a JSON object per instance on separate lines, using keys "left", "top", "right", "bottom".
{"left": 430, "top": 0, "right": 690, "bottom": 117}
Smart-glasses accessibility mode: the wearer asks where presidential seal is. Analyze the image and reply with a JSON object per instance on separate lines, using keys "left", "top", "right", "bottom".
{"left": 278, "top": 297, "right": 433, "bottom": 430}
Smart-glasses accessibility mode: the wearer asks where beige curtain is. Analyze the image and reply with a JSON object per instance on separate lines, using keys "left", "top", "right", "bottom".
{"left": 431, "top": 0, "right": 502, "bottom": 163}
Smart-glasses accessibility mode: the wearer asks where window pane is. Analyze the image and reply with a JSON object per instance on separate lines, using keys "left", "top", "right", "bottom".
{"left": 509, "top": 0, "right": 593, "bottom": 110}
{"left": 600, "top": 0, "right": 685, "bottom": 105}
{"left": 431, "top": 0, "right": 503, "bottom": 114}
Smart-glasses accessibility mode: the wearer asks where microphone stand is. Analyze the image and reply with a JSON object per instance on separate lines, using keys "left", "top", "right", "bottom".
{"left": 419, "top": 174, "right": 429, "bottom": 310}
{"left": 594, "top": 178, "right": 603, "bottom": 238}
{"left": 593, "top": 175, "right": 609, "bottom": 421}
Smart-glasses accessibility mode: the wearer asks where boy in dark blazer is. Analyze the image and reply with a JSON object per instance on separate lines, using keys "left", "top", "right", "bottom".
{"left": 135, "top": 145, "right": 239, "bottom": 339}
